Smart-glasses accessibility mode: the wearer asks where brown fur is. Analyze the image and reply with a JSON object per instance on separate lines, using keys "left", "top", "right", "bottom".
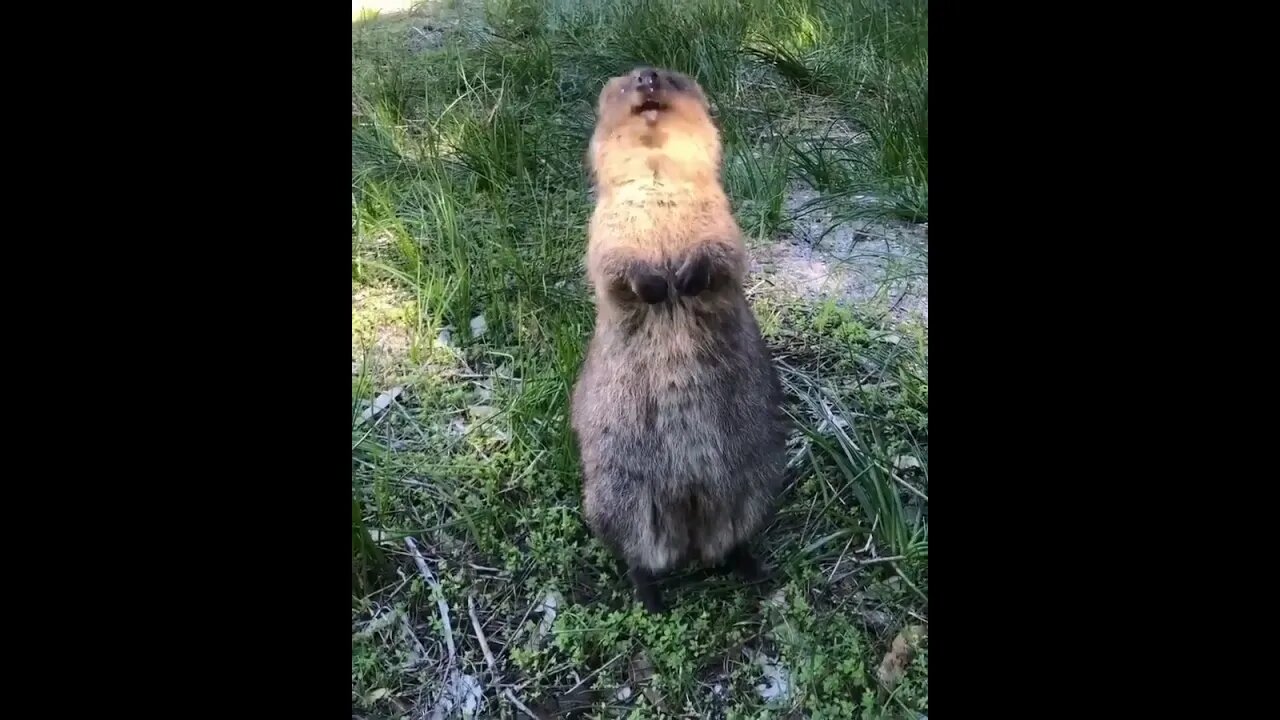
{"left": 570, "top": 67, "right": 788, "bottom": 613}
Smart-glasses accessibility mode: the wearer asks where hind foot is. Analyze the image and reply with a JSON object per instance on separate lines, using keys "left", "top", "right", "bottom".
{"left": 673, "top": 249, "right": 712, "bottom": 297}
{"left": 626, "top": 264, "right": 669, "bottom": 305}
{"left": 628, "top": 566, "right": 667, "bottom": 614}
{"left": 723, "top": 544, "right": 767, "bottom": 585}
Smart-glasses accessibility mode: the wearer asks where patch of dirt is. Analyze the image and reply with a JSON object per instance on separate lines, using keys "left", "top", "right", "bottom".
{"left": 751, "top": 184, "right": 928, "bottom": 326}
{"left": 876, "top": 624, "right": 927, "bottom": 690}
{"left": 352, "top": 283, "right": 415, "bottom": 374}
{"left": 352, "top": 0, "right": 420, "bottom": 22}
{"left": 353, "top": 0, "right": 492, "bottom": 50}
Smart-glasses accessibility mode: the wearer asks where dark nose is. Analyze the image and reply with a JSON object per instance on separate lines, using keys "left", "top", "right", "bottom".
{"left": 636, "top": 69, "right": 660, "bottom": 92}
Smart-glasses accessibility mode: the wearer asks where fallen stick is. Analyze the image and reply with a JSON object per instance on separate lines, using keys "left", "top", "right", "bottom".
{"left": 405, "top": 537, "right": 456, "bottom": 663}
{"left": 468, "top": 594, "right": 539, "bottom": 720}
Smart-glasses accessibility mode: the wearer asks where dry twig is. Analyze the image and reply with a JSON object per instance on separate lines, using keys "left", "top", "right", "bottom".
{"left": 405, "top": 537, "right": 456, "bottom": 662}
{"left": 468, "top": 595, "right": 539, "bottom": 720}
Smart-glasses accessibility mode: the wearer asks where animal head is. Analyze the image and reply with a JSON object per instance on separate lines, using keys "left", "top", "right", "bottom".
{"left": 588, "top": 67, "right": 722, "bottom": 189}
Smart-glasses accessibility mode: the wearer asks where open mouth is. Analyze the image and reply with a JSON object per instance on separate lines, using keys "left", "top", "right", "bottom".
{"left": 634, "top": 99, "right": 665, "bottom": 124}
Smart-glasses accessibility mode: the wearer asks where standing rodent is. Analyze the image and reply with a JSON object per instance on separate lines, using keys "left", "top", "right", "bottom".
{"left": 570, "top": 67, "right": 788, "bottom": 613}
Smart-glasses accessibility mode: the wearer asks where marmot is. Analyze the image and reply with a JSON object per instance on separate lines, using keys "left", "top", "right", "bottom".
{"left": 570, "top": 67, "right": 788, "bottom": 613}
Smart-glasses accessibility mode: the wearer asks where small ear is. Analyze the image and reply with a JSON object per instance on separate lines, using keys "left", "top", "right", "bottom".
{"left": 586, "top": 134, "right": 604, "bottom": 189}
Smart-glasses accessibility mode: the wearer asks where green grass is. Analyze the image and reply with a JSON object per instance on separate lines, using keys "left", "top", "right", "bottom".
{"left": 353, "top": 0, "right": 927, "bottom": 717}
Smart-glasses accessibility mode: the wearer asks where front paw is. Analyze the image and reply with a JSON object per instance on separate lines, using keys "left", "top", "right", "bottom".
{"left": 628, "top": 265, "right": 669, "bottom": 304}
{"left": 673, "top": 250, "right": 712, "bottom": 297}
